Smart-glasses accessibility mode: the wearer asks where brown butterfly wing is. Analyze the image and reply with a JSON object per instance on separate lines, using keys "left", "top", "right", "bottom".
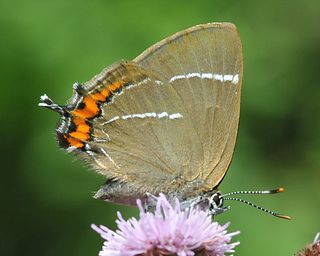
{"left": 81, "top": 61, "right": 205, "bottom": 194}
{"left": 134, "top": 23, "right": 243, "bottom": 190}
{"left": 65, "top": 23, "right": 242, "bottom": 199}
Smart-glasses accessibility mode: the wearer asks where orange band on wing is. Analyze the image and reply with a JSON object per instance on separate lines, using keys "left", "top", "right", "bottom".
{"left": 72, "top": 109, "right": 94, "bottom": 119}
{"left": 83, "top": 96, "right": 99, "bottom": 114}
{"left": 72, "top": 96, "right": 99, "bottom": 119}
{"left": 63, "top": 80, "right": 126, "bottom": 149}
{"left": 91, "top": 92, "right": 107, "bottom": 101}
{"left": 73, "top": 117, "right": 90, "bottom": 133}
{"left": 108, "top": 81, "right": 124, "bottom": 92}
{"left": 100, "top": 87, "right": 111, "bottom": 98}
{"left": 64, "top": 134, "right": 84, "bottom": 148}
{"left": 70, "top": 131, "right": 90, "bottom": 141}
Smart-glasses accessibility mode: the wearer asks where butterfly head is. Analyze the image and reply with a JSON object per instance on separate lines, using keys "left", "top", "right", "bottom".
{"left": 206, "top": 188, "right": 291, "bottom": 220}
{"left": 208, "top": 191, "right": 230, "bottom": 215}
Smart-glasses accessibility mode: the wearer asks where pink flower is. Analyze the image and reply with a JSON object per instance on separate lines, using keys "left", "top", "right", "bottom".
{"left": 92, "top": 194, "right": 239, "bottom": 256}
{"left": 295, "top": 232, "right": 320, "bottom": 256}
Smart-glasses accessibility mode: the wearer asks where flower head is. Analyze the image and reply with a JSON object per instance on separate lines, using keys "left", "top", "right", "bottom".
{"left": 92, "top": 193, "right": 239, "bottom": 256}
{"left": 295, "top": 232, "right": 320, "bottom": 256}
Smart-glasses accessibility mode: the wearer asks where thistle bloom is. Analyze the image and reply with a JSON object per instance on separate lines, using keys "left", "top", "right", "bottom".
{"left": 92, "top": 194, "right": 239, "bottom": 256}
{"left": 295, "top": 232, "right": 320, "bottom": 256}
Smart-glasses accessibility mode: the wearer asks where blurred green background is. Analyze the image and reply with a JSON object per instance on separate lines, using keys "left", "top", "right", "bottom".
{"left": 1, "top": 0, "right": 319, "bottom": 255}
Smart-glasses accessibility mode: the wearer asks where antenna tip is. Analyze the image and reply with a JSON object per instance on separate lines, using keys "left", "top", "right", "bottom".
{"left": 274, "top": 213, "right": 291, "bottom": 220}
{"left": 269, "top": 187, "right": 285, "bottom": 193}
{"left": 277, "top": 187, "right": 285, "bottom": 193}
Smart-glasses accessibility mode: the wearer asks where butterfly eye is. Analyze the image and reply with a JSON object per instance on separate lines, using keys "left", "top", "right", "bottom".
{"left": 209, "top": 192, "right": 224, "bottom": 210}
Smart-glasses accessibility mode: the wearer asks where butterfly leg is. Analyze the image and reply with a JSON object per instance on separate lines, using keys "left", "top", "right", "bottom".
{"left": 144, "top": 192, "right": 158, "bottom": 211}
{"left": 210, "top": 206, "right": 230, "bottom": 216}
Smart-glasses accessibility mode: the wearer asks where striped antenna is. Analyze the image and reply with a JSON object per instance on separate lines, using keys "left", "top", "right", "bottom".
{"left": 222, "top": 187, "right": 285, "bottom": 197}
{"left": 223, "top": 197, "right": 291, "bottom": 220}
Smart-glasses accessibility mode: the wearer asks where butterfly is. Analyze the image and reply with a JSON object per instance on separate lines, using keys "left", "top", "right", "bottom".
{"left": 39, "top": 23, "right": 290, "bottom": 219}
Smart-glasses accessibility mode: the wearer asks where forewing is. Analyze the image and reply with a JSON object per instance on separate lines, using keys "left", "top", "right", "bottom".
{"left": 134, "top": 23, "right": 243, "bottom": 189}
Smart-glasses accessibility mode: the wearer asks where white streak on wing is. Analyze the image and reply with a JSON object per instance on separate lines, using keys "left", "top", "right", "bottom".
{"left": 223, "top": 74, "right": 233, "bottom": 81}
{"left": 126, "top": 77, "right": 163, "bottom": 89}
{"left": 157, "top": 112, "right": 168, "bottom": 118}
{"left": 101, "top": 129, "right": 111, "bottom": 140}
{"left": 94, "top": 138, "right": 109, "bottom": 143}
{"left": 169, "top": 113, "right": 183, "bottom": 119}
{"left": 105, "top": 116, "right": 120, "bottom": 124}
{"left": 86, "top": 150, "right": 108, "bottom": 169}
{"left": 100, "top": 148, "right": 120, "bottom": 169}
{"left": 169, "top": 74, "right": 186, "bottom": 82}
{"left": 103, "top": 112, "right": 183, "bottom": 125}
{"left": 126, "top": 77, "right": 151, "bottom": 89}
{"left": 214, "top": 74, "right": 224, "bottom": 81}
{"left": 137, "top": 77, "right": 151, "bottom": 86}
{"left": 123, "top": 113, "right": 144, "bottom": 119}
{"left": 201, "top": 73, "right": 213, "bottom": 79}
{"left": 169, "top": 72, "right": 239, "bottom": 85}
{"left": 232, "top": 74, "right": 239, "bottom": 84}
{"left": 186, "top": 73, "right": 201, "bottom": 79}
{"left": 145, "top": 112, "right": 157, "bottom": 118}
